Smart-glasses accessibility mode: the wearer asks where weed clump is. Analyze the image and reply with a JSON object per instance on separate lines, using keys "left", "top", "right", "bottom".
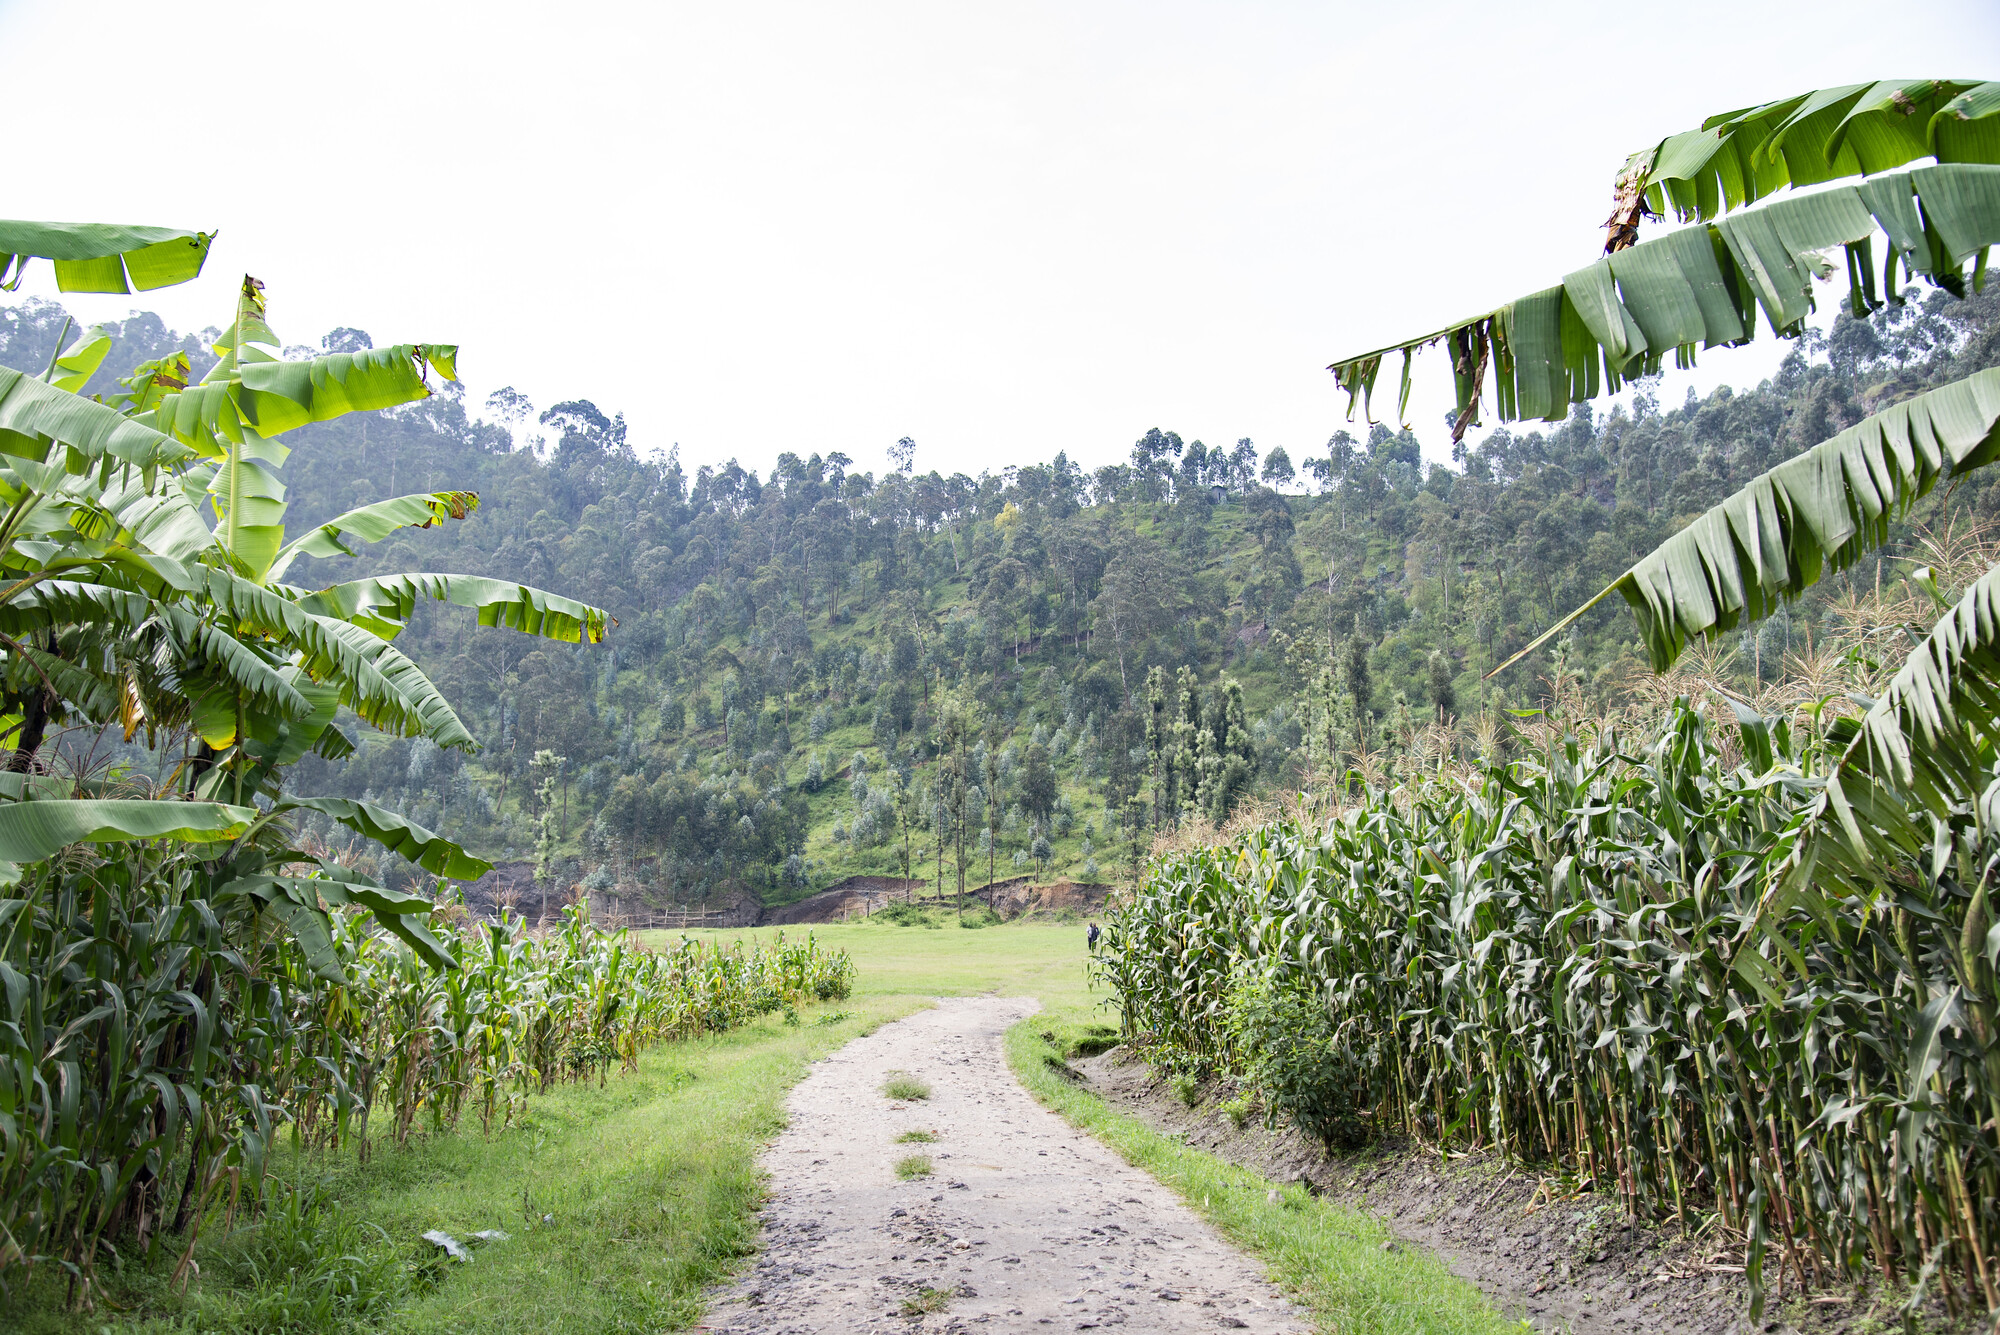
{"left": 884, "top": 1073, "right": 931, "bottom": 1101}
{"left": 208, "top": 1180, "right": 408, "bottom": 1330}
{"left": 895, "top": 1155, "right": 933, "bottom": 1179}
{"left": 901, "top": 1286, "right": 952, "bottom": 1314}
{"left": 895, "top": 1129, "right": 938, "bottom": 1144}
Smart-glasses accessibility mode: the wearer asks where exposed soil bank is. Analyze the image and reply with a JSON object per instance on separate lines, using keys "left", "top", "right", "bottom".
{"left": 701, "top": 998, "right": 1306, "bottom": 1333}
{"left": 1076, "top": 1046, "right": 1902, "bottom": 1335}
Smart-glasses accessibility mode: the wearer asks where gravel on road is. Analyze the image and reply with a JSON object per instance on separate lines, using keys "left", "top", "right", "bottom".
{"left": 701, "top": 996, "right": 1307, "bottom": 1334}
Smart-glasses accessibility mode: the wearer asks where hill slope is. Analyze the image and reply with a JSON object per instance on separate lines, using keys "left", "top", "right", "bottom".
{"left": 5, "top": 286, "right": 1998, "bottom": 907}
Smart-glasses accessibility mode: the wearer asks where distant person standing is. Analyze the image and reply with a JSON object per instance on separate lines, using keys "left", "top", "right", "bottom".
{"left": 1086, "top": 922, "right": 1100, "bottom": 951}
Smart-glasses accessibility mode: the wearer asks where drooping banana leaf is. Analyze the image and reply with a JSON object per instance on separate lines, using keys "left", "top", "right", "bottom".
{"left": 0, "top": 797, "right": 257, "bottom": 862}
{"left": 278, "top": 795, "right": 493, "bottom": 880}
{"left": 1330, "top": 163, "right": 2000, "bottom": 435}
{"left": 300, "top": 571, "right": 612, "bottom": 644}
{"left": 0, "top": 220, "right": 214, "bottom": 293}
{"left": 1492, "top": 368, "right": 2000, "bottom": 676}
{"left": 0, "top": 580, "right": 312, "bottom": 724}
{"left": 88, "top": 461, "right": 215, "bottom": 563}
{"left": 265, "top": 491, "right": 480, "bottom": 583}
{"left": 1617, "top": 80, "right": 2000, "bottom": 230}
{"left": 218, "top": 859, "right": 453, "bottom": 978}
{"left": 99, "top": 555, "right": 476, "bottom": 748}
{"left": 0, "top": 366, "right": 193, "bottom": 469}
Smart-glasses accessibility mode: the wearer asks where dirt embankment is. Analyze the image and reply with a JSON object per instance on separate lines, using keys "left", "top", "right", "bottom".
{"left": 454, "top": 868, "right": 1113, "bottom": 930}
{"left": 1077, "top": 1047, "right": 1889, "bottom": 1335}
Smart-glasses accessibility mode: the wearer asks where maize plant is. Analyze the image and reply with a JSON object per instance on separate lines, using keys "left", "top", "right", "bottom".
{"left": 1098, "top": 701, "right": 2000, "bottom": 1321}
{"left": 0, "top": 834, "right": 853, "bottom": 1298}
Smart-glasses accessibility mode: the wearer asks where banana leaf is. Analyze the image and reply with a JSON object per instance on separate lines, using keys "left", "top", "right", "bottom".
{"left": 300, "top": 571, "right": 611, "bottom": 644}
{"left": 0, "top": 798, "right": 257, "bottom": 862}
{"left": 1330, "top": 163, "right": 2000, "bottom": 431}
{"left": 219, "top": 859, "right": 454, "bottom": 978}
{"left": 279, "top": 796, "right": 492, "bottom": 880}
{"left": 0, "top": 366, "right": 193, "bottom": 469}
{"left": 266, "top": 491, "right": 480, "bottom": 583}
{"left": 1621, "top": 80, "right": 2000, "bottom": 226}
{"left": 99, "top": 556, "right": 477, "bottom": 748}
{"left": 0, "top": 220, "right": 214, "bottom": 293}
{"left": 1493, "top": 367, "right": 2000, "bottom": 676}
{"left": 45, "top": 325, "right": 113, "bottom": 394}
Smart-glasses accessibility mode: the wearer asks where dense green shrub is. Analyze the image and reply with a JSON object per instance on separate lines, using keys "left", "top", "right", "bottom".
{"left": 1221, "top": 965, "right": 1371, "bottom": 1150}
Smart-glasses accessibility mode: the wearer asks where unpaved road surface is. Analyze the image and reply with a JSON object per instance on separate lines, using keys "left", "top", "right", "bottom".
{"left": 702, "top": 997, "right": 1307, "bottom": 1333}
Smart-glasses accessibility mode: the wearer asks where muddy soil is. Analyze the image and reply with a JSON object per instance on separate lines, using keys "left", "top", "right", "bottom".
{"left": 1076, "top": 1046, "right": 1893, "bottom": 1335}
{"left": 701, "top": 998, "right": 1308, "bottom": 1333}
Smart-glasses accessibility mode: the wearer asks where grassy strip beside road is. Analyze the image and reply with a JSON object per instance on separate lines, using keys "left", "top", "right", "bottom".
{"left": 8, "top": 997, "right": 918, "bottom": 1335}
{"left": 12, "top": 921, "right": 1511, "bottom": 1334}
{"left": 1010, "top": 1005, "right": 1525, "bottom": 1335}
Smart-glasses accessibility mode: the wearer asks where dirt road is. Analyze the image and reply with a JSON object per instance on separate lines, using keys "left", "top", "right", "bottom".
{"left": 701, "top": 997, "right": 1307, "bottom": 1333}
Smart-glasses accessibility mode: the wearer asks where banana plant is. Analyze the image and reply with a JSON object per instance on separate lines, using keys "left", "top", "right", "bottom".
{"left": 11, "top": 278, "right": 607, "bottom": 792}
{"left": 0, "top": 263, "right": 602, "bottom": 976}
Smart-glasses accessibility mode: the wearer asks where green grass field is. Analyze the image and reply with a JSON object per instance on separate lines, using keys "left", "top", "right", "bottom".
{"left": 12, "top": 921, "right": 1517, "bottom": 1334}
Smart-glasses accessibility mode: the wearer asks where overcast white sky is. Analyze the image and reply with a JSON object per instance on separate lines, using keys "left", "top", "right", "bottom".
{"left": 3, "top": 1, "right": 1996, "bottom": 479}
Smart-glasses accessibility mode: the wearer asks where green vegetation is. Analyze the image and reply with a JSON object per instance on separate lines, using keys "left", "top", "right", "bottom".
{"left": 0, "top": 235, "right": 627, "bottom": 1301}
{"left": 883, "top": 1073, "right": 932, "bottom": 1101}
{"left": 900, "top": 1286, "right": 954, "bottom": 1315}
{"left": 7, "top": 998, "right": 902, "bottom": 1334}
{"left": 1012, "top": 1009, "right": 1524, "bottom": 1335}
{"left": 894, "top": 1154, "right": 933, "bottom": 1179}
{"left": 1104, "top": 80, "right": 2000, "bottom": 1329}
{"left": 12, "top": 213, "right": 2000, "bottom": 926}
{"left": 5, "top": 913, "right": 1517, "bottom": 1332}
{"left": 894, "top": 1129, "right": 938, "bottom": 1144}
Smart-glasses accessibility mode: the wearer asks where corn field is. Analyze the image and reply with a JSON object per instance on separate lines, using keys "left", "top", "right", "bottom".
{"left": 1096, "top": 701, "right": 2000, "bottom": 1322}
{"left": 0, "top": 843, "right": 852, "bottom": 1299}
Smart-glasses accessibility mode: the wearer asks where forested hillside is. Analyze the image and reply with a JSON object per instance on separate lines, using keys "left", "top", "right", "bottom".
{"left": 6, "top": 284, "right": 1997, "bottom": 908}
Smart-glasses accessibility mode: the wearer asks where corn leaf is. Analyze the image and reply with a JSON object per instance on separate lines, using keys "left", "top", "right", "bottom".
{"left": 0, "top": 221, "right": 214, "bottom": 294}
